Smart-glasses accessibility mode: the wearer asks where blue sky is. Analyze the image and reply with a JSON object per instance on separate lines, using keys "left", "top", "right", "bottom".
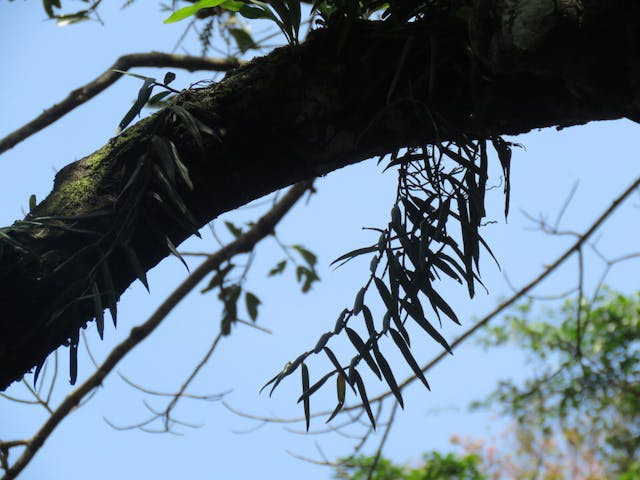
{"left": 1, "top": 3, "right": 639, "bottom": 479}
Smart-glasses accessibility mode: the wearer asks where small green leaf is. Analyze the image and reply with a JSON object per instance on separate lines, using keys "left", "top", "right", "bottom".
{"left": 295, "top": 265, "right": 319, "bottom": 293}
{"left": 292, "top": 244, "right": 317, "bottom": 267}
{"left": 268, "top": 260, "right": 287, "bottom": 276}
{"left": 164, "top": 0, "right": 228, "bottom": 23}
{"left": 224, "top": 220, "right": 243, "bottom": 238}
{"left": 245, "top": 291, "right": 261, "bottom": 322}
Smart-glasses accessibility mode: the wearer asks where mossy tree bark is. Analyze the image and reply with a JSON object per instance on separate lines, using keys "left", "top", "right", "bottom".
{"left": 1, "top": 0, "right": 638, "bottom": 390}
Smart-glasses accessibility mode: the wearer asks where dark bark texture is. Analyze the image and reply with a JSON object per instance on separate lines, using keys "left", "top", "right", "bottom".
{"left": 2, "top": 0, "right": 639, "bottom": 390}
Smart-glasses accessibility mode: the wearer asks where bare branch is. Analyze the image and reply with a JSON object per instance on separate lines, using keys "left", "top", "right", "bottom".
{"left": 0, "top": 52, "right": 241, "bottom": 155}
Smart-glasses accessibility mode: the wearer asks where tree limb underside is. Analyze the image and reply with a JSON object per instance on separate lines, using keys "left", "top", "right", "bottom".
{"left": 2, "top": 1, "right": 639, "bottom": 390}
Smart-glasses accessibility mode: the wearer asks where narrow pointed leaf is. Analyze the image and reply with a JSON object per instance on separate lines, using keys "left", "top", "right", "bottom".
{"left": 345, "top": 327, "right": 381, "bottom": 380}
{"left": 324, "top": 347, "right": 355, "bottom": 392}
{"left": 33, "top": 360, "right": 45, "bottom": 389}
{"left": 297, "top": 370, "right": 335, "bottom": 403}
{"left": 372, "top": 343, "right": 404, "bottom": 408}
{"left": 352, "top": 370, "right": 376, "bottom": 429}
{"left": 125, "top": 246, "right": 149, "bottom": 291}
{"left": 301, "top": 363, "right": 310, "bottom": 431}
{"left": 100, "top": 262, "right": 117, "bottom": 327}
{"left": 168, "top": 140, "right": 194, "bottom": 190}
{"left": 170, "top": 104, "right": 204, "bottom": 151}
{"left": 91, "top": 281, "right": 104, "bottom": 340}
{"left": 390, "top": 328, "right": 430, "bottom": 390}
{"left": 164, "top": 236, "right": 188, "bottom": 271}
{"left": 401, "top": 299, "right": 452, "bottom": 354}
{"left": 330, "top": 245, "right": 378, "bottom": 267}
{"left": 326, "top": 375, "right": 346, "bottom": 423}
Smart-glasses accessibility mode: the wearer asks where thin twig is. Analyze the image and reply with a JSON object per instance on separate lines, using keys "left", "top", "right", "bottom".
{"left": 162, "top": 331, "right": 224, "bottom": 430}
{"left": 0, "top": 53, "right": 242, "bottom": 155}
{"left": 366, "top": 400, "right": 398, "bottom": 480}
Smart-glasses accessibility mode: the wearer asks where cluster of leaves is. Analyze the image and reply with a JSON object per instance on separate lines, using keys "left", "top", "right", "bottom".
{"left": 41, "top": 0, "right": 104, "bottom": 26}
{"left": 116, "top": 71, "right": 180, "bottom": 132}
{"left": 334, "top": 452, "right": 485, "bottom": 480}
{"left": 0, "top": 75, "right": 221, "bottom": 386}
{"left": 474, "top": 289, "right": 640, "bottom": 477}
{"left": 334, "top": 290, "right": 640, "bottom": 480}
{"left": 261, "top": 134, "right": 516, "bottom": 429}
{"left": 199, "top": 227, "right": 319, "bottom": 335}
{"left": 165, "top": 0, "right": 302, "bottom": 46}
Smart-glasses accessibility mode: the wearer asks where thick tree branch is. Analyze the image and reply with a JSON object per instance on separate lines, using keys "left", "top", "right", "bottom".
{"left": 0, "top": 180, "right": 312, "bottom": 480}
{"left": 0, "top": 52, "right": 241, "bottom": 155}
{"left": 1, "top": 3, "right": 640, "bottom": 391}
